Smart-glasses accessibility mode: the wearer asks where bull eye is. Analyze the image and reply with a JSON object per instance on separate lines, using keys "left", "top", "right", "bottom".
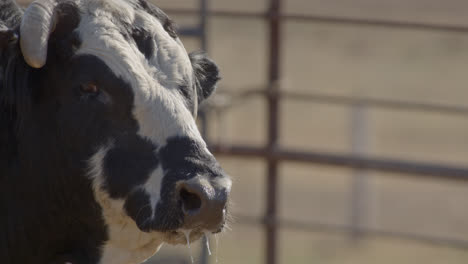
{"left": 80, "top": 82, "right": 99, "bottom": 95}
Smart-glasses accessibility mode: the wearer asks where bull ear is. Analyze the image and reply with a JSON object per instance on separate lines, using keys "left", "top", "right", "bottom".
{"left": 189, "top": 51, "right": 220, "bottom": 104}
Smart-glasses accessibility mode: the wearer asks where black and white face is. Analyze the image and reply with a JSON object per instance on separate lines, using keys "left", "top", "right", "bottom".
{"left": 19, "top": 0, "right": 231, "bottom": 261}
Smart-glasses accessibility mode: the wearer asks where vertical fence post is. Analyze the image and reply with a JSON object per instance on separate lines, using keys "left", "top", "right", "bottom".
{"left": 198, "top": 0, "right": 211, "bottom": 263}
{"left": 349, "top": 103, "right": 371, "bottom": 240}
{"left": 198, "top": 0, "right": 209, "bottom": 144}
{"left": 199, "top": 0, "right": 208, "bottom": 51}
{"left": 265, "top": 0, "right": 282, "bottom": 264}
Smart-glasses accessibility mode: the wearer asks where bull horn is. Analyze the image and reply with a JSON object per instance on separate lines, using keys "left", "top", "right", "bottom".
{"left": 20, "top": 0, "right": 57, "bottom": 68}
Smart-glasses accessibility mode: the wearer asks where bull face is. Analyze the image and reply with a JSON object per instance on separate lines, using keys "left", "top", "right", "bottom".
{"left": 2, "top": 0, "right": 231, "bottom": 262}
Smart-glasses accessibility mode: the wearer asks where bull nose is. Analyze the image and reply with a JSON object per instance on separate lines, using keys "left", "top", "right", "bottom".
{"left": 177, "top": 178, "right": 228, "bottom": 230}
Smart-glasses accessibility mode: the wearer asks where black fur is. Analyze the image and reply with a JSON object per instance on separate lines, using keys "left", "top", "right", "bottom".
{"left": 124, "top": 189, "right": 155, "bottom": 231}
{"left": 50, "top": 2, "right": 82, "bottom": 62}
{"left": 132, "top": 27, "right": 154, "bottom": 59}
{"left": 1, "top": 2, "right": 109, "bottom": 263}
{"left": 103, "top": 136, "right": 159, "bottom": 199}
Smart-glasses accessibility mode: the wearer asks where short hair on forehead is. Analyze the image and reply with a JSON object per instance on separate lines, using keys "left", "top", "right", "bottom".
{"left": 137, "top": 0, "right": 178, "bottom": 38}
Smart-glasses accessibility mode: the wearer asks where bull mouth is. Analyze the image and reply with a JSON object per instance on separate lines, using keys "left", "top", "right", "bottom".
{"left": 163, "top": 223, "right": 225, "bottom": 245}
{"left": 160, "top": 210, "right": 229, "bottom": 245}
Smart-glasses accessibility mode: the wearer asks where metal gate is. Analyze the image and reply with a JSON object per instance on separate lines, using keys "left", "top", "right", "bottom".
{"left": 170, "top": 1, "right": 468, "bottom": 264}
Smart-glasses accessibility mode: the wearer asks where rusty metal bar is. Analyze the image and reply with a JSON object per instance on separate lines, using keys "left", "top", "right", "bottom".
{"left": 215, "top": 88, "right": 468, "bottom": 116}
{"left": 177, "top": 27, "right": 203, "bottom": 37}
{"left": 234, "top": 214, "right": 468, "bottom": 250}
{"left": 349, "top": 104, "right": 371, "bottom": 240}
{"left": 282, "top": 14, "right": 468, "bottom": 33}
{"left": 265, "top": 0, "right": 282, "bottom": 264}
{"left": 192, "top": 0, "right": 209, "bottom": 145}
{"left": 199, "top": 0, "right": 208, "bottom": 51}
{"left": 164, "top": 8, "right": 263, "bottom": 19}
{"left": 197, "top": 1, "right": 210, "bottom": 263}
{"left": 165, "top": 9, "right": 468, "bottom": 34}
{"left": 209, "top": 144, "right": 468, "bottom": 181}
{"left": 278, "top": 91, "right": 468, "bottom": 116}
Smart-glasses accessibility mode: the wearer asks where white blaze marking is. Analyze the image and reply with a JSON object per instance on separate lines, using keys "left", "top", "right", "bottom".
{"left": 144, "top": 166, "right": 164, "bottom": 219}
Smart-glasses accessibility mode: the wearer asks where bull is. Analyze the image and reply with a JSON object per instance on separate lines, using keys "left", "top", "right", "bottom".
{"left": 0, "top": 0, "right": 231, "bottom": 263}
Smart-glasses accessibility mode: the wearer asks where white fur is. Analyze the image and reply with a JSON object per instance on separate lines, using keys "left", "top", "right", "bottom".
{"left": 76, "top": 3, "right": 202, "bottom": 145}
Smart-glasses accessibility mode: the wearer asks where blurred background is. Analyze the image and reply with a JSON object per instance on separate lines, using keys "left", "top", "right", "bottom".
{"left": 19, "top": 0, "right": 468, "bottom": 263}
{"left": 151, "top": 0, "right": 468, "bottom": 263}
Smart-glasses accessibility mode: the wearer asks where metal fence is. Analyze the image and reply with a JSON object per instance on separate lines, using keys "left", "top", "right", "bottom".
{"left": 169, "top": 0, "right": 468, "bottom": 264}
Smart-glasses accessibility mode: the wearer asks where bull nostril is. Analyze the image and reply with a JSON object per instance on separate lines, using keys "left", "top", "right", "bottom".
{"left": 177, "top": 179, "right": 229, "bottom": 230}
{"left": 180, "top": 187, "right": 202, "bottom": 213}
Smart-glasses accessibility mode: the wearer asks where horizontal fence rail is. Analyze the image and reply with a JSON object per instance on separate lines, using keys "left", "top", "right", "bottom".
{"left": 213, "top": 88, "right": 468, "bottom": 116}
{"left": 234, "top": 214, "right": 468, "bottom": 250}
{"left": 165, "top": 9, "right": 468, "bottom": 33}
{"left": 209, "top": 144, "right": 468, "bottom": 182}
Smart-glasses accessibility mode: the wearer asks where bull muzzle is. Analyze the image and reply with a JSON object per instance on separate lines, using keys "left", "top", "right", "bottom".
{"left": 177, "top": 176, "right": 230, "bottom": 232}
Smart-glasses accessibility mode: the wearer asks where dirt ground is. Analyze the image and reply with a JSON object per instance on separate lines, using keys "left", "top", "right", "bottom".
{"left": 16, "top": 0, "right": 468, "bottom": 263}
